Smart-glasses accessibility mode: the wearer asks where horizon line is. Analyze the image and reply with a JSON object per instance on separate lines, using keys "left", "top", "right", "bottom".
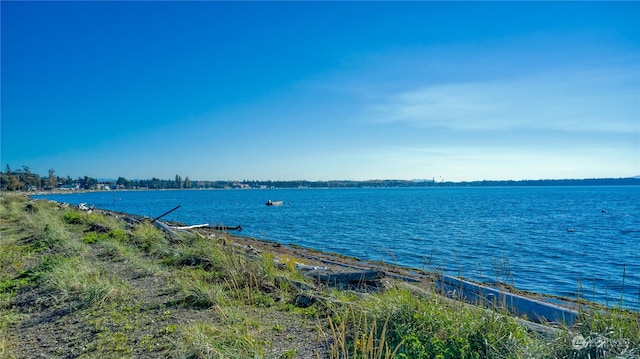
{"left": 94, "top": 176, "right": 640, "bottom": 183}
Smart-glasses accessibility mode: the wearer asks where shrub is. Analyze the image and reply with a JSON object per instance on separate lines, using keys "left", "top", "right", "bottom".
{"left": 62, "top": 211, "right": 83, "bottom": 225}
{"left": 82, "top": 229, "right": 128, "bottom": 244}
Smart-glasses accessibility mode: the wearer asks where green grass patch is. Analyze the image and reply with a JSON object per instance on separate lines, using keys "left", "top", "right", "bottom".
{"left": 62, "top": 210, "right": 83, "bottom": 224}
{"left": 83, "top": 228, "right": 128, "bottom": 244}
{"left": 174, "top": 320, "right": 265, "bottom": 359}
{"left": 173, "top": 269, "right": 229, "bottom": 308}
{"left": 42, "top": 256, "right": 130, "bottom": 308}
{"left": 132, "top": 222, "right": 170, "bottom": 255}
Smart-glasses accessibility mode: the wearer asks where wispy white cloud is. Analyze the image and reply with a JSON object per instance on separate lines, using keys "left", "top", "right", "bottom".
{"left": 362, "top": 67, "right": 638, "bottom": 133}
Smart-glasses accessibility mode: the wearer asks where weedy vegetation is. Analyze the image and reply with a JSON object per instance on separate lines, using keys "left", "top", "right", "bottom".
{"left": 1, "top": 193, "right": 638, "bottom": 358}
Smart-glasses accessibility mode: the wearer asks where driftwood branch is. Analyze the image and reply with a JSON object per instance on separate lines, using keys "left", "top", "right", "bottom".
{"left": 210, "top": 225, "right": 242, "bottom": 231}
{"left": 174, "top": 223, "right": 209, "bottom": 230}
{"left": 151, "top": 205, "right": 181, "bottom": 223}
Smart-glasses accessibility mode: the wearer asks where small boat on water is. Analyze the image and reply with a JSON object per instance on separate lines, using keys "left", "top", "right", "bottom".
{"left": 266, "top": 200, "right": 284, "bottom": 206}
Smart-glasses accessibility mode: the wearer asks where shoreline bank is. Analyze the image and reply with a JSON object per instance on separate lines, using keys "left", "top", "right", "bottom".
{"left": 2, "top": 194, "right": 639, "bottom": 358}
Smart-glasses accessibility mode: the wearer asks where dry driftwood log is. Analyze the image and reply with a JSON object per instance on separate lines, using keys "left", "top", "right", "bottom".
{"left": 304, "top": 269, "right": 384, "bottom": 285}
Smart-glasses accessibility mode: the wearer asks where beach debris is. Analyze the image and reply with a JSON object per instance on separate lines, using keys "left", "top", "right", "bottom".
{"left": 210, "top": 225, "right": 242, "bottom": 231}
{"left": 273, "top": 259, "right": 328, "bottom": 272}
{"left": 86, "top": 222, "right": 110, "bottom": 233}
{"left": 293, "top": 293, "right": 318, "bottom": 308}
{"left": 572, "top": 334, "right": 587, "bottom": 350}
{"left": 146, "top": 207, "right": 243, "bottom": 235}
{"left": 246, "top": 245, "right": 260, "bottom": 255}
{"left": 231, "top": 243, "right": 261, "bottom": 256}
{"left": 151, "top": 205, "right": 181, "bottom": 223}
{"left": 77, "top": 203, "right": 94, "bottom": 211}
{"left": 304, "top": 269, "right": 385, "bottom": 290}
{"left": 175, "top": 255, "right": 213, "bottom": 270}
{"left": 174, "top": 223, "right": 210, "bottom": 230}
{"left": 295, "top": 263, "right": 328, "bottom": 272}
{"left": 153, "top": 220, "right": 176, "bottom": 234}
{"left": 123, "top": 216, "right": 139, "bottom": 225}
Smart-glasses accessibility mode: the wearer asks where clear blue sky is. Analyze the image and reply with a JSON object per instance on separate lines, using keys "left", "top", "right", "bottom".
{"left": 2, "top": 1, "right": 639, "bottom": 182}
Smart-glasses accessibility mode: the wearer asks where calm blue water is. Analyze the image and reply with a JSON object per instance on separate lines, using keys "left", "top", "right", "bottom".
{"left": 35, "top": 186, "right": 640, "bottom": 310}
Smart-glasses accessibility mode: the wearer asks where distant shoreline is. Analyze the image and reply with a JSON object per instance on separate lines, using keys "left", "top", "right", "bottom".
{"left": 25, "top": 176, "right": 640, "bottom": 194}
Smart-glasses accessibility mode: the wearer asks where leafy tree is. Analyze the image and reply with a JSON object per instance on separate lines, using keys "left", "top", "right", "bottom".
{"left": 57, "top": 176, "right": 68, "bottom": 185}
{"left": 48, "top": 169, "right": 57, "bottom": 189}
{"left": 149, "top": 178, "right": 161, "bottom": 189}
{"left": 9, "top": 175, "right": 23, "bottom": 191}
{"left": 185, "top": 176, "right": 191, "bottom": 189}
{"left": 15, "top": 166, "right": 40, "bottom": 189}
{"left": 175, "top": 174, "right": 183, "bottom": 189}
{"left": 0, "top": 173, "right": 9, "bottom": 190}
{"left": 116, "top": 177, "right": 131, "bottom": 189}
{"left": 0, "top": 165, "right": 23, "bottom": 191}
{"left": 80, "top": 176, "right": 98, "bottom": 189}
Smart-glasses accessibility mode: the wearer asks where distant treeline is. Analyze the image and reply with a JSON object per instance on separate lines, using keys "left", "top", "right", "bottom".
{"left": 0, "top": 166, "right": 198, "bottom": 191}
{"left": 204, "top": 177, "right": 640, "bottom": 188}
{"left": 1, "top": 164, "right": 638, "bottom": 191}
{"left": 237, "top": 178, "right": 640, "bottom": 188}
{"left": 435, "top": 177, "right": 640, "bottom": 187}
